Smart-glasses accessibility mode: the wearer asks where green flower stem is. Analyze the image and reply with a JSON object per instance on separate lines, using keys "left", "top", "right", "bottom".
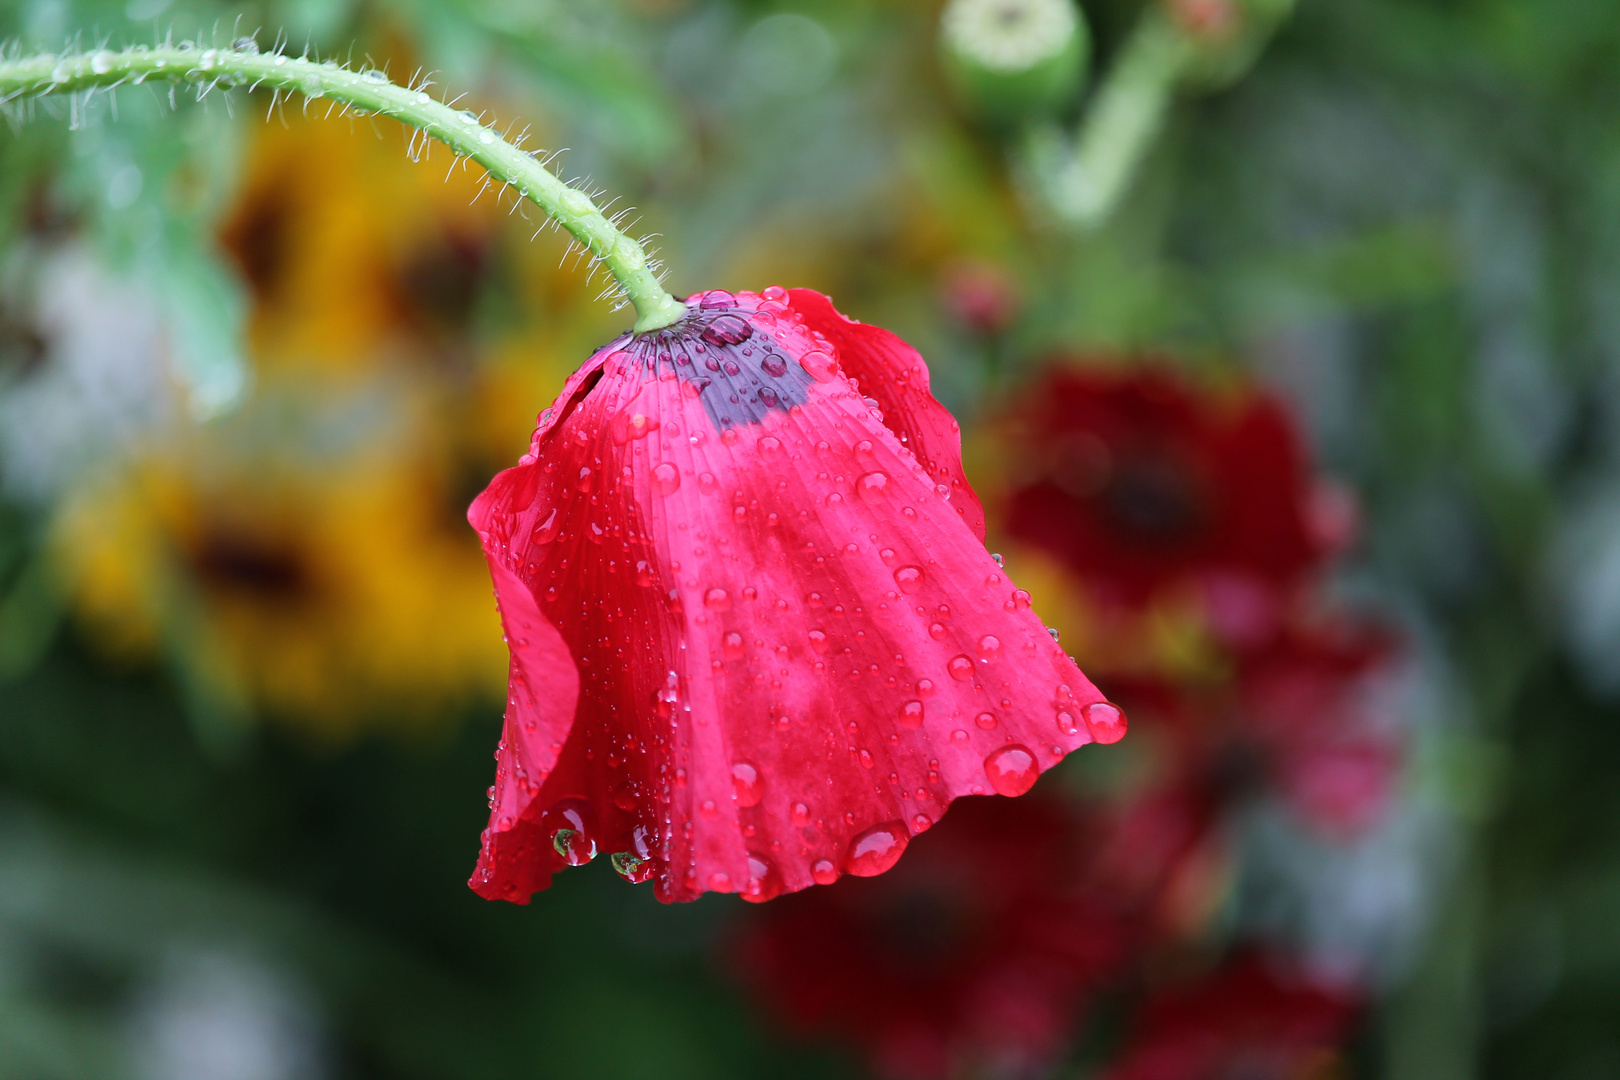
{"left": 1024, "top": 14, "right": 1192, "bottom": 228}
{"left": 0, "top": 43, "right": 687, "bottom": 332}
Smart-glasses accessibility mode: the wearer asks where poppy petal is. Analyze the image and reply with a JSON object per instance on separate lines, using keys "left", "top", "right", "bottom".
{"left": 466, "top": 558, "right": 582, "bottom": 903}
{"left": 787, "top": 288, "right": 986, "bottom": 541}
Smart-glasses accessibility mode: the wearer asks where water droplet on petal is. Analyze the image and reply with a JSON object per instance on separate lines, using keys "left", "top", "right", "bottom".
{"left": 947, "top": 655, "right": 975, "bottom": 681}
{"left": 732, "top": 761, "right": 763, "bottom": 807}
{"left": 709, "top": 872, "right": 733, "bottom": 892}
{"left": 576, "top": 467, "right": 594, "bottom": 493}
{"left": 791, "top": 802, "right": 811, "bottom": 826}
{"left": 898, "top": 700, "right": 924, "bottom": 729}
{"left": 636, "top": 560, "right": 655, "bottom": 587}
{"left": 808, "top": 628, "right": 829, "bottom": 653}
{"left": 915, "top": 678, "right": 935, "bottom": 697}
{"left": 723, "top": 631, "right": 745, "bottom": 660}
{"left": 1056, "top": 710, "right": 1081, "bottom": 736}
{"left": 975, "top": 711, "right": 997, "bottom": 731}
{"left": 845, "top": 820, "right": 909, "bottom": 876}
{"left": 894, "top": 566, "right": 924, "bottom": 594}
{"left": 652, "top": 462, "right": 681, "bottom": 495}
{"left": 702, "top": 314, "right": 752, "bottom": 345}
{"left": 531, "top": 508, "right": 560, "bottom": 545}
{"left": 798, "top": 350, "right": 838, "bottom": 382}
{"left": 856, "top": 472, "right": 889, "bottom": 501}
{"left": 742, "top": 853, "right": 782, "bottom": 902}
{"left": 984, "top": 744, "right": 1040, "bottom": 795}
{"left": 1082, "top": 701, "right": 1129, "bottom": 744}
{"left": 758, "top": 436, "right": 782, "bottom": 456}
{"left": 811, "top": 858, "right": 839, "bottom": 885}
{"left": 761, "top": 355, "right": 788, "bottom": 377}
{"left": 705, "top": 588, "right": 731, "bottom": 611}
{"left": 611, "top": 851, "right": 654, "bottom": 882}
{"left": 977, "top": 635, "right": 1002, "bottom": 661}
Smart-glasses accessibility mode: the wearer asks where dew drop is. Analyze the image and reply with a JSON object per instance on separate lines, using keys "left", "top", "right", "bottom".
{"left": 611, "top": 852, "right": 654, "bottom": 883}
{"left": 977, "top": 634, "right": 1002, "bottom": 661}
{"left": 636, "top": 560, "right": 655, "bottom": 587}
{"left": 947, "top": 655, "right": 975, "bottom": 681}
{"left": 611, "top": 781, "right": 639, "bottom": 811}
{"left": 1081, "top": 701, "right": 1129, "bottom": 744}
{"left": 808, "top": 628, "right": 829, "bottom": 653}
{"left": 709, "top": 872, "right": 732, "bottom": 892}
{"left": 1056, "top": 710, "right": 1081, "bottom": 736}
{"left": 761, "top": 355, "right": 788, "bottom": 377}
{"left": 915, "top": 678, "right": 936, "bottom": 697}
{"left": 984, "top": 744, "right": 1040, "bottom": 796}
{"left": 811, "top": 858, "right": 839, "bottom": 885}
{"left": 531, "top": 508, "right": 561, "bottom": 545}
{"left": 732, "top": 761, "right": 763, "bottom": 807}
{"left": 975, "top": 711, "right": 998, "bottom": 731}
{"left": 929, "top": 622, "right": 947, "bottom": 640}
{"left": 799, "top": 350, "right": 838, "bottom": 382}
{"left": 791, "top": 802, "right": 811, "bottom": 826}
{"left": 950, "top": 729, "right": 969, "bottom": 745}
{"left": 576, "top": 466, "right": 594, "bottom": 493}
{"left": 360, "top": 67, "right": 387, "bottom": 83}
{"left": 705, "top": 588, "right": 731, "bottom": 611}
{"left": 758, "top": 436, "right": 782, "bottom": 456}
{"left": 699, "top": 799, "right": 719, "bottom": 820}
{"left": 652, "top": 462, "right": 681, "bottom": 495}
{"left": 856, "top": 472, "right": 889, "bottom": 502}
{"left": 894, "top": 566, "right": 924, "bottom": 594}
{"left": 723, "top": 631, "right": 745, "bottom": 660}
{"left": 898, "top": 700, "right": 924, "bottom": 729}
{"left": 845, "top": 820, "right": 909, "bottom": 877}
{"left": 742, "top": 853, "right": 783, "bottom": 902}
{"left": 702, "top": 314, "right": 753, "bottom": 345}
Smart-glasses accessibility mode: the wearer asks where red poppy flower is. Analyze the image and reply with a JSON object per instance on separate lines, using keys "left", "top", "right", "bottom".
{"left": 468, "top": 289, "right": 1122, "bottom": 904}
{"left": 1001, "top": 367, "right": 1349, "bottom": 636}
{"left": 1101, "top": 955, "right": 1359, "bottom": 1080}
{"left": 736, "top": 794, "right": 1134, "bottom": 1080}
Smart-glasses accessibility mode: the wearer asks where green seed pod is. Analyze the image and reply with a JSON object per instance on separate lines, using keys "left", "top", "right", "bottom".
{"left": 940, "top": 0, "right": 1090, "bottom": 124}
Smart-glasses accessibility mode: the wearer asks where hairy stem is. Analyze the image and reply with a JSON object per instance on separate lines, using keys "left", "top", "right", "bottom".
{"left": 0, "top": 42, "right": 687, "bottom": 332}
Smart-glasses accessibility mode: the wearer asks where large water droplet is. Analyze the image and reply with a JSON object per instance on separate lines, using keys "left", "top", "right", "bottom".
{"left": 856, "top": 472, "right": 889, "bottom": 502}
{"left": 703, "top": 314, "right": 753, "bottom": 345}
{"left": 894, "top": 566, "right": 924, "bottom": 594}
{"left": 808, "top": 628, "right": 829, "bottom": 653}
{"left": 742, "top": 853, "right": 783, "bottom": 902}
{"left": 845, "top": 820, "right": 909, "bottom": 877}
{"left": 947, "top": 655, "right": 975, "bottom": 681}
{"left": 975, "top": 711, "right": 997, "bottom": 730}
{"left": 761, "top": 354, "right": 788, "bottom": 377}
{"left": 898, "top": 700, "right": 924, "bottom": 729}
{"left": 732, "top": 761, "right": 763, "bottom": 807}
{"left": 799, "top": 350, "right": 838, "bottom": 382}
{"left": 611, "top": 851, "right": 654, "bottom": 883}
{"left": 543, "top": 798, "right": 598, "bottom": 865}
{"left": 811, "top": 858, "right": 838, "bottom": 885}
{"left": 652, "top": 462, "right": 681, "bottom": 495}
{"left": 705, "top": 588, "right": 731, "bottom": 611}
{"left": 791, "top": 802, "right": 812, "bottom": 826}
{"left": 1081, "top": 701, "right": 1128, "bottom": 744}
{"left": 977, "top": 635, "right": 1002, "bottom": 661}
{"left": 1056, "top": 710, "right": 1081, "bottom": 736}
{"left": 531, "top": 508, "right": 560, "bottom": 545}
{"left": 984, "top": 744, "right": 1039, "bottom": 796}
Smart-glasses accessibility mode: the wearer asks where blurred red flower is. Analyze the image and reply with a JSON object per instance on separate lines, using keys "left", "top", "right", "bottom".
{"left": 1111, "top": 618, "right": 1402, "bottom": 838}
{"left": 737, "top": 793, "right": 1134, "bottom": 1080}
{"left": 1101, "top": 955, "right": 1360, "bottom": 1080}
{"left": 1002, "top": 367, "right": 1351, "bottom": 645}
{"left": 468, "top": 289, "right": 1123, "bottom": 905}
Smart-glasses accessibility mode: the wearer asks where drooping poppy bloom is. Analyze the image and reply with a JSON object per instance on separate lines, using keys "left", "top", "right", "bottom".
{"left": 1100, "top": 955, "right": 1360, "bottom": 1080}
{"left": 736, "top": 794, "right": 1134, "bottom": 1080}
{"left": 468, "top": 288, "right": 1124, "bottom": 904}
{"left": 1000, "top": 367, "right": 1352, "bottom": 642}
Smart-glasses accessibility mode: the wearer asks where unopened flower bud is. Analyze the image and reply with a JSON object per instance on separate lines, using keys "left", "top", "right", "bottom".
{"left": 940, "top": 0, "right": 1089, "bottom": 124}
